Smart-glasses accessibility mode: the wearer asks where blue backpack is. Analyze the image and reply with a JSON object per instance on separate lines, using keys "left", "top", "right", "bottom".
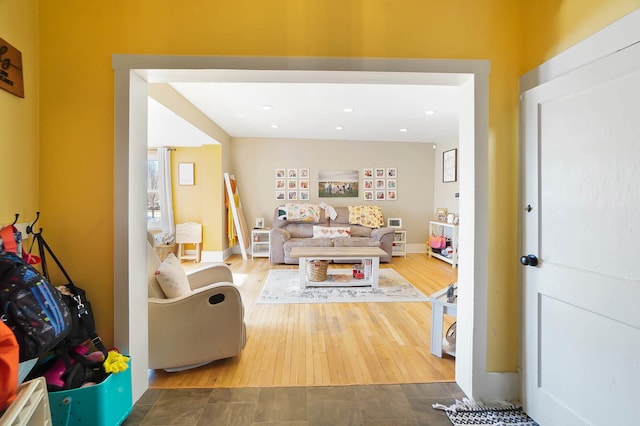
{"left": 0, "top": 251, "right": 71, "bottom": 362}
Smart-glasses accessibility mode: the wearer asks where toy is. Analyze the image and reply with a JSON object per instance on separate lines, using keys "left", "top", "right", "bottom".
{"left": 43, "top": 342, "right": 106, "bottom": 390}
{"left": 103, "top": 351, "right": 130, "bottom": 373}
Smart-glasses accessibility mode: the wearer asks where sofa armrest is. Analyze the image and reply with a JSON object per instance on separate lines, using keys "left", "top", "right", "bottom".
{"left": 370, "top": 227, "right": 395, "bottom": 241}
{"left": 271, "top": 227, "right": 291, "bottom": 241}
{"left": 187, "top": 263, "right": 234, "bottom": 291}
{"left": 270, "top": 228, "right": 291, "bottom": 264}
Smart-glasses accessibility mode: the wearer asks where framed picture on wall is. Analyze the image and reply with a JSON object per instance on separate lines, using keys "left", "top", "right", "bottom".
{"left": 299, "top": 191, "right": 309, "bottom": 201}
{"left": 443, "top": 149, "right": 457, "bottom": 182}
{"left": 387, "top": 190, "right": 397, "bottom": 200}
{"left": 275, "top": 168, "right": 285, "bottom": 178}
{"left": 364, "top": 190, "right": 374, "bottom": 200}
{"left": 299, "top": 168, "right": 309, "bottom": 178}
{"left": 275, "top": 179, "right": 285, "bottom": 189}
{"left": 288, "top": 191, "right": 298, "bottom": 200}
{"left": 178, "top": 163, "right": 195, "bottom": 185}
{"left": 276, "top": 191, "right": 285, "bottom": 200}
{"left": 363, "top": 168, "right": 374, "bottom": 178}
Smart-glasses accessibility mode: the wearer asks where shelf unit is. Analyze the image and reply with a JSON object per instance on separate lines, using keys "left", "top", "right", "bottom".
{"left": 391, "top": 229, "right": 406, "bottom": 257}
{"left": 251, "top": 228, "right": 271, "bottom": 259}
{"left": 428, "top": 221, "right": 459, "bottom": 268}
{"left": 428, "top": 284, "right": 457, "bottom": 358}
{"left": 0, "top": 377, "right": 52, "bottom": 426}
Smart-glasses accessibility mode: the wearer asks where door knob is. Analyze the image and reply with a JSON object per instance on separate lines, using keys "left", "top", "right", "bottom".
{"left": 520, "top": 254, "right": 538, "bottom": 267}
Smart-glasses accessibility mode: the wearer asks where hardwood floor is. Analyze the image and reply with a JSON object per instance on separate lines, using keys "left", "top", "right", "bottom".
{"left": 148, "top": 253, "right": 457, "bottom": 389}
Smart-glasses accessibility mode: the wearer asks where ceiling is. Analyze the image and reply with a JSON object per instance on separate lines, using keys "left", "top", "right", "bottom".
{"left": 146, "top": 70, "right": 463, "bottom": 147}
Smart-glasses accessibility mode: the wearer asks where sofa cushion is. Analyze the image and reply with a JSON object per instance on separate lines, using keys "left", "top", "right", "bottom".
{"left": 312, "top": 226, "right": 351, "bottom": 239}
{"left": 348, "top": 206, "right": 385, "bottom": 228}
{"left": 333, "top": 237, "right": 381, "bottom": 249}
{"left": 286, "top": 223, "right": 316, "bottom": 238}
{"left": 349, "top": 225, "right": 372, "bottom": 238}
{"left": 155, "top": 253, "right": 191, "bottom": 298}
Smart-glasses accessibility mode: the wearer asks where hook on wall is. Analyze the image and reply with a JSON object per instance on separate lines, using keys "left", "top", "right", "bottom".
{"left": 26, "top": 211, "right": 40, "bottom": 235}
{"left": 11, "top": 213, "right": 19, "bottom": 226}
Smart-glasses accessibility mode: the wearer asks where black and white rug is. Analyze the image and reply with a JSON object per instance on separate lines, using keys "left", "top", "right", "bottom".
{"left": 433, "top": 398, "right": 539, "bottom": 426}
{"left": 257, "top": 268, "right": 428, "bottom": 304}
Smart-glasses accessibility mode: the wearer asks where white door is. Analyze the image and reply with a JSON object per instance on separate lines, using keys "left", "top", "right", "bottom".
{"left": 521, "top": 41, "right": 640, "bottom": 425}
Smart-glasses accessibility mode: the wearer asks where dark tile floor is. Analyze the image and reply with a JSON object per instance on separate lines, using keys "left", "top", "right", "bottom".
{"left": 122, "top": 382, "right": 463, "bottom": 425}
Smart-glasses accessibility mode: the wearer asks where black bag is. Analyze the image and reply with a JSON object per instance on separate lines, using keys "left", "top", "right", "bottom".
{"left": 31, "top": 230, "right": 108, "bottom": 357}
{"left": 0, "top": 251, "right": 71, "bottom": 361}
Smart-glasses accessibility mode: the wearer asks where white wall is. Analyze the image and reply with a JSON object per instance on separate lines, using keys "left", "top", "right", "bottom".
{"left": 230, "top": 137, "right": 435, "bottom": 249}
{"left": 433, "top": 140, "right": 460, "bottom": 218}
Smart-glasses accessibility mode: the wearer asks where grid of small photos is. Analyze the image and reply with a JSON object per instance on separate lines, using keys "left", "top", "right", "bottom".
{"left": 275, "top": 168, "right": 310, "bottom": 201}
{"left": 362, "top": 168, "right": 397, "bottom": 201}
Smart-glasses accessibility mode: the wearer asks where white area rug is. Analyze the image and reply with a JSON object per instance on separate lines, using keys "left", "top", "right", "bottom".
{"left": 257, "top": 269, "right": 428, "bottom": 304}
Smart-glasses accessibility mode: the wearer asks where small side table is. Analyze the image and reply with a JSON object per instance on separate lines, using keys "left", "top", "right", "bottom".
{"left": 251, "top": 228, "right": 271, "bottom": 259}
{"left": 428, "top": 284, "right": 457, "bottom": 357}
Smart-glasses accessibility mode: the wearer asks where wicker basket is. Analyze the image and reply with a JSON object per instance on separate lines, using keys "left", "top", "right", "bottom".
{"left": 307, "top": 260, "right": 329, "bottom": 282}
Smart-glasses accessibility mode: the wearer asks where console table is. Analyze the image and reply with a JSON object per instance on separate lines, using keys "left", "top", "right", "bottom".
{"left": 290, "top": 246, "right": 387, "bottom": 289}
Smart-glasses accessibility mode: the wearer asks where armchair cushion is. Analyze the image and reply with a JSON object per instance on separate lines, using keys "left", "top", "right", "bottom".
{"left": 155, "top": 253, "right": 191, "bottom": 298}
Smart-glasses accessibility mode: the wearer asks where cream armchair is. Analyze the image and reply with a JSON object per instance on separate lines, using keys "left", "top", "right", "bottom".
{"left": 147, "top": 243, "right": 246, "bottom": 371}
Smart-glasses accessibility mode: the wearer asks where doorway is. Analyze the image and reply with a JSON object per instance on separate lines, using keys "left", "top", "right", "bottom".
{"left": 113, "top": 56, "right": 492, "bottom": 401}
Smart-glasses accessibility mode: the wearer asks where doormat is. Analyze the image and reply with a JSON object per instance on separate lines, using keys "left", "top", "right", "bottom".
{"left": 433, "top": 398, "right": 539, "bottom": 426}
{"left": 257, "top": 268, "right": 428, "bottom": 304}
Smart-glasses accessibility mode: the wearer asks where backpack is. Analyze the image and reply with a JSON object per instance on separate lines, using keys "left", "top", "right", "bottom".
{"left": 0, "top": 251, "right": 71, "bottom": 362}
{"left": 0, "top": 321, "right": 19, "bottom": 411}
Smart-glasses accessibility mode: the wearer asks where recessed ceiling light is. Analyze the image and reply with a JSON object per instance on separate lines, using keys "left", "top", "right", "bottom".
{"left": 425, "top": 110, "right": 437, "bottom": 115}
{"left": 262, "top": 105, "right": 273, "bottom": 110}
{"left": 335, "top": 126, "right": 344, "bottom": 130}
{"left": 400, "top": 128, "right": 408, "bottom": 132}
{"left": 270, "top": 124, "right": 279, "bottom": 128}
{"left": 343, "top": 107, "right": 355, "bottom": 113}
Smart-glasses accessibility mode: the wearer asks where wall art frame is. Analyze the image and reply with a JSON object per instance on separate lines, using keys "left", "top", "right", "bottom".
{"left": 443, "top": 149, "right": 457, "bottom": 182}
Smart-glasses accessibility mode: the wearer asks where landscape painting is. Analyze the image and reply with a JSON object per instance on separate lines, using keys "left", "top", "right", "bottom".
{"left": 318, "top": 170, "right": 359, "bottom": 198}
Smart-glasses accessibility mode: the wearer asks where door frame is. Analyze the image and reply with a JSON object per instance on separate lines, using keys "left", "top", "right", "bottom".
{"left": 113, "top": 56, "right": 499, "bottom": 402}
{"left": 519, "top": 7, "right": 640, "bottom": 413}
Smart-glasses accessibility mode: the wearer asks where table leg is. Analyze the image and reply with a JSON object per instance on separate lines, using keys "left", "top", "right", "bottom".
{"left": 430, "top": 303, "right": 444, "bottom": 357}
{"left": 371, "top": 256, "right": 380, "bottom": 289}
{"left": 299, "top": 256, "right": 307, "bottom": 289}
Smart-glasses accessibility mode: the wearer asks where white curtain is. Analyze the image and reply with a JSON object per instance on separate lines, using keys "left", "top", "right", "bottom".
{"left": 157, "top": 147, "right": 175, "bottom": 237}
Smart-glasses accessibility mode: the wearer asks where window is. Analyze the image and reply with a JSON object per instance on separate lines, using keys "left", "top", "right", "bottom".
{"left": 147, "top": 150, "right": 161, "bottom": 227}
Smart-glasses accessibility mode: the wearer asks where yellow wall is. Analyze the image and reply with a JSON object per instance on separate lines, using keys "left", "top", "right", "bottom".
{"left": 0, "top": 0, "right": 39, "bottom": 223}
{"left": 172, "top": 146, "right": 223, "bottom": 252}
{"left": 522, "top": 0, "right": 640, "bottom": 72}
{"left": 0, "top": 0, "right": 633, "bottom": 371}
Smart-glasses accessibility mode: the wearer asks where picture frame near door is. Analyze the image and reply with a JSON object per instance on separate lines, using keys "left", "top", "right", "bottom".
{"left": 443, "top": 149, "right": 457, "bottom": 182}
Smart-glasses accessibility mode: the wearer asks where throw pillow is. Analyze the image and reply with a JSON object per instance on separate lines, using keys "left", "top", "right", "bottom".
{"left": 155, "top": 253, "right": 191, "bottom": 298}
{"left": 312, "top": 226, "right": 351, "bottom": 239}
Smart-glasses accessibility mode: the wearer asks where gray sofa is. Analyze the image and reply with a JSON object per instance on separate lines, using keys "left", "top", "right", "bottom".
{"left": 269, "top": 205, "right": 395, "bottom": 264}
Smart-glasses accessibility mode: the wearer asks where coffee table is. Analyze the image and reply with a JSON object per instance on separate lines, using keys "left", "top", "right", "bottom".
{"left": 289, "top": 246, "right": 388, "bottom": 289}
